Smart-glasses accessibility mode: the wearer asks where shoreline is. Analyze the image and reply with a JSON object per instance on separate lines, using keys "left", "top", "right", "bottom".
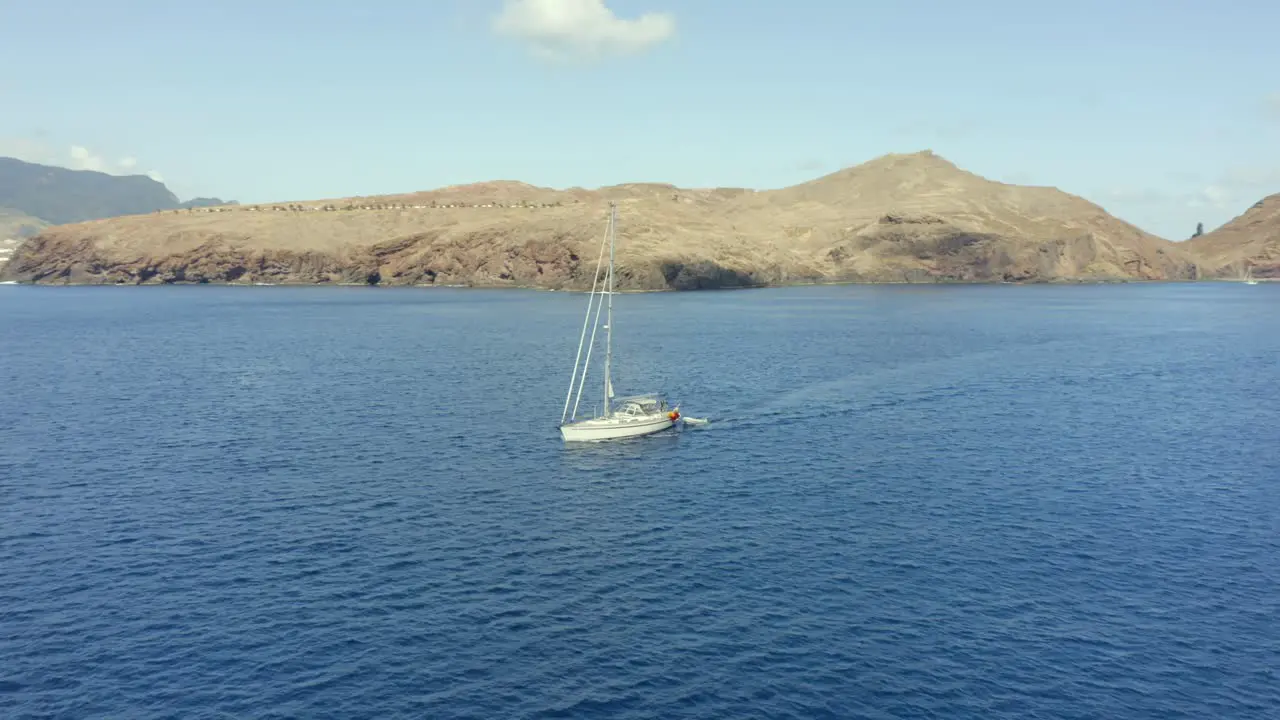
{"left": 1, "top": 277, "right": 1264, "bottom": 293}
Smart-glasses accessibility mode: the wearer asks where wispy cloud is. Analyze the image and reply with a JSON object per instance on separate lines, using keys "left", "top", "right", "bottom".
{"left": 1186, "top": 185, "right": 1231, "bottom": 210}
{"left": 1222, "top": 166, "right": 1280, "bottom": 188}
{"left": 0, "top": 135, "right": 167, "bottom": 183}
{"left": 1, "top": 138, "right": 166, "bottom": 184}
{"left": 1102, "top": 185, "right": 1232, "bottom": 210}
{"left": 1101, "top": 164, "right": 1280, "bottom": 215}
{"left": 0, "top": 136, "right": 54, "bottom": 165}
{"left": 492, "top": 0, "right": 675, "bottom": 61}
{"left": 1000, "top": 171, "right": 1036, "bottom": 186}
{"left": 66, "top": 146, "right": 165, "bottom": 182}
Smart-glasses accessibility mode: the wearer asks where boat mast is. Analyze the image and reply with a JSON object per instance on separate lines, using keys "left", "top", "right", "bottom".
{"left": 561, "top": 219, "right": 611, "bottom": 425}
{"left": 603, "top": 202, "right": 616, "bottom": 417}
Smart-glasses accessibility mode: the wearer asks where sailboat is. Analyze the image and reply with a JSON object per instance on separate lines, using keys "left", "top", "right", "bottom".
{"left": 559, "top": 202, "right": 680, "bottom": 442}
{"left": 1244, "top": 266, "right": 1258, "bottom": 285}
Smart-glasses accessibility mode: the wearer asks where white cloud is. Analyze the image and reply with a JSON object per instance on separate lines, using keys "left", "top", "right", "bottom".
{"left": 68, "top": 145, "right": 108, "bottom": 172}
{"left": 492, "top": 0, "right": 674, "bottom": 60}
{"left": 1, "top": 138, "right": 169, "bottom": 186}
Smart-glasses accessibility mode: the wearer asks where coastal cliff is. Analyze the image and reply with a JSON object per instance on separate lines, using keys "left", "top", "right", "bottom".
{"left": 2, "top": 151, "right": 1203, "bottom": 289}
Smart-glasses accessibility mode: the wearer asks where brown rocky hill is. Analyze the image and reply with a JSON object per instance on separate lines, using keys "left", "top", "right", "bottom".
{"left": 1, "top": 150, "right": 1202, "bottom": 289}
{"left": 1185, "top": 193, "right": 1280, "bottom": 279}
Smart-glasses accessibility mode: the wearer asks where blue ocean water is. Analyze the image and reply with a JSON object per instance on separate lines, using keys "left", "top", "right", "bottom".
{"left": 1, "top": 282, "right": 1277, "bottom": 719}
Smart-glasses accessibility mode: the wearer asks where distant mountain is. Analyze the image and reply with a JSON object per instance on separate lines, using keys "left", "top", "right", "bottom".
{"left": 180, "top": 197, "right": 239, "bottom": 209}
{"left": 1185, "top": 194, "right": 1280, "bottom": 279}
{"left": 0, "top": 156, "right": 233, "bottom": 226}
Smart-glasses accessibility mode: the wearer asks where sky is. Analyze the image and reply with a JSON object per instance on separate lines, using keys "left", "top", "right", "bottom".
{"left": 2, "top": 0, "right": 1278, "bottom": 239}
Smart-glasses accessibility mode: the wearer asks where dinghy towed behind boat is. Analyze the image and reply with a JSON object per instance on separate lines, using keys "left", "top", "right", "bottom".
{"left": 558, "top": 202, "right": 682, "bottom": 442}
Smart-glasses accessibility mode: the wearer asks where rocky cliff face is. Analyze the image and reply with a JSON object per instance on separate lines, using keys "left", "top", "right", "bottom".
{"left": 1185, "top": 193, "right": 1280, "bottom": 279}
{"left": 1, "top": 151, "right": 1203, "bottom": 289}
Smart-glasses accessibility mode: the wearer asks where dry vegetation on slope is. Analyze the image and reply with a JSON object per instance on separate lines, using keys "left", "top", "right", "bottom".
{"left": 2, "top": 151, "right": 1204, "bottom": 289}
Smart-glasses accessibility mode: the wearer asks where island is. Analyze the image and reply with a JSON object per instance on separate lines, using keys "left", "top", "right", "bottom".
{"left": 2, "top": 151, "right": 1274, "bottom": 289}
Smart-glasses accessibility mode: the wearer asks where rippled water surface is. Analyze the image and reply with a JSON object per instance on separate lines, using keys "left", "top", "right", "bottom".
{"left": 2, "top": 283, "right": 1278, "bottom": 719}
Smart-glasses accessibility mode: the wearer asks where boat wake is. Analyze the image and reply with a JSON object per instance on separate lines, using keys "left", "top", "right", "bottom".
{"left": 701, "top": 373, "right": 984, "bottom": 433}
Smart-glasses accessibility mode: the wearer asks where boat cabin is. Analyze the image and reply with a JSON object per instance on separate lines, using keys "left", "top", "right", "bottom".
{"left": 613, "top": 394, "right": 670, "bottom": 417}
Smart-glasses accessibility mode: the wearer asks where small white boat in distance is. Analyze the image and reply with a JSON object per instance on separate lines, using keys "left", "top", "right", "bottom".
{"left": 559, "top": 202, "right": 680, "bottom": 442}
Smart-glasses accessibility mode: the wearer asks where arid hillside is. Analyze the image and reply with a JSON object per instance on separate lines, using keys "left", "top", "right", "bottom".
{"left": 2, "top": 151, "right": 1204, "bottom": 289}
{"left": 1185, "top": 194, "right": 1280, "bottom": 279}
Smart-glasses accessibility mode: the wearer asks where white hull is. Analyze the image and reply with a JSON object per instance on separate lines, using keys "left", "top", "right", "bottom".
{"left": 560, "top": 415, "right": 675, "bottom": 442}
